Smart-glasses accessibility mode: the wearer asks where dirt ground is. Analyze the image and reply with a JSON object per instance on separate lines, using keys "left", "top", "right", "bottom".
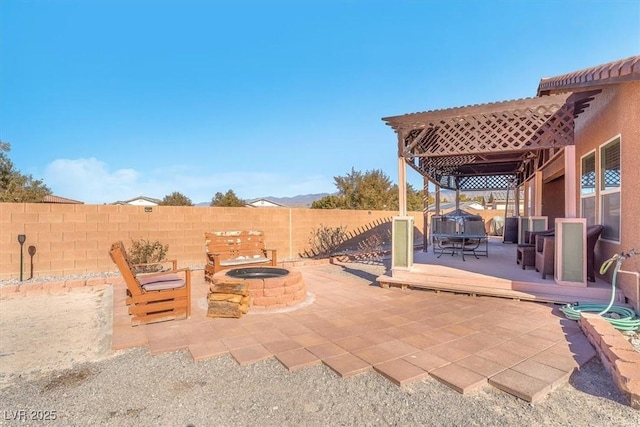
{"left": 0, "top": 287, "right": 115, "bottom": 389}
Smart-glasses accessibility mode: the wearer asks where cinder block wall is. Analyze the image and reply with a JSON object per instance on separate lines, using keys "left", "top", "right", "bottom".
{"left": 3, "top": 203, "right": 475, "bottom": 280}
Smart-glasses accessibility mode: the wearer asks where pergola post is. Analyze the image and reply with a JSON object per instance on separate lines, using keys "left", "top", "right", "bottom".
{"left": 564, "top": 145, "right": 577, "bottom": 218}
{"left": 397, "top": 135, "right": 407, "bottom": 216}
{"left": 534, "top": 171, "right": 543, "bottom": 216}
{"left": 392, "top": 132, "right": 413, "bottom": 270}
{"left": 423, "top": 177, "right": 429, "bottom": 252}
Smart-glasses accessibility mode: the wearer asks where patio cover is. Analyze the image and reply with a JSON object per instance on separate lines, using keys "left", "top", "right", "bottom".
{"left": 382, "top": 92, "right": 597, "bottom": 191}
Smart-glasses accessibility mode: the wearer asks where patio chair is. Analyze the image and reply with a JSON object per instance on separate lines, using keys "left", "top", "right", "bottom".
{"left": 586, "top": 225, "right": 604, "bottom": 282}
{"left": 461, "top": 218, "right": 488, "bottom": 259}
{"left": 535, "top": 234, "right": 555, "bottom": 280}
{"left": 534, "top": 225, "right": 604, "bottom": 281}
{"left": 109, "top": 241, "right": 191, "bottom": 326}
{"left": 517, "top": 228, "right": 554, "bottom": 269}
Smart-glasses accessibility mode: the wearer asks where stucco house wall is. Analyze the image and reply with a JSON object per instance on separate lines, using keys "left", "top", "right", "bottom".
{"left": 572, "top": 81, "right": 640, "bottom": 309}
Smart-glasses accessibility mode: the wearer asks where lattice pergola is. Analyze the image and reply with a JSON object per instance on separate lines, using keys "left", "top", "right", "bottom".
{"left": 382, "top": 92, "right": 598, "bottom": 191}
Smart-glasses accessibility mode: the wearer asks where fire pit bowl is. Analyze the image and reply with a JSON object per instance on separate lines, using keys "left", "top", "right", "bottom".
{"left": 210, "top": 266, "right": 307, "bottom": 310}
{"left": 226, "top": 267, "right": 290, "bottom": 279}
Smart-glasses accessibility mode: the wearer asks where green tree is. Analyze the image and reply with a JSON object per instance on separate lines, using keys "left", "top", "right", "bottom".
{"left": 313, "top": 168, "right": 393, "bottom": 210}
{"left": 160, "top": 191, "right": 193, "bottom": 206}
{"left": 210, "top": 189, "right": 245, "bottom": 207}
{"left": 313, "top": 168, "right": 431, "bottom": 211}
{"left": 405, "top": 184, "right": 429, "bottom": 211}
{"left": 0, "top": 142, "right": 52, "bottom": 202}
{"left": 311, "top": 194, "right": 345, "bottom": 209}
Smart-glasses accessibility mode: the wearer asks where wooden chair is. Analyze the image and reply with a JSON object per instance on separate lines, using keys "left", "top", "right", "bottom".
{"left": 204, "top": 231, "right": 277, "bottom": 282}
{"left": 109, "top": 241, "right": 191, "bottom": 326}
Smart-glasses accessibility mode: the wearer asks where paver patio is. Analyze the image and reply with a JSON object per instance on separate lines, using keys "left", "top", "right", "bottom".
{"left": 111, "top": 262, "right": 597, "bottom": 403}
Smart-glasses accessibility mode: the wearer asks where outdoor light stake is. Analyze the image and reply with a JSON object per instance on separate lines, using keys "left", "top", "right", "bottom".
{"left": 28, "top": 246, "right": 37, "bottom": 280}
{"left": 17, "top": 234, "right": 26, "bottom": 281}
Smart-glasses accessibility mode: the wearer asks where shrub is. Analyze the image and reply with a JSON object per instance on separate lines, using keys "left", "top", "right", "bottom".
{"left": 128, "top": 238, "right": 169, "bottom": 272}
{"left": 308, "top": 225, "right": 348, "bottom": 258}
{"left": 357, "top": 234, "right": 384, "bottom": 254}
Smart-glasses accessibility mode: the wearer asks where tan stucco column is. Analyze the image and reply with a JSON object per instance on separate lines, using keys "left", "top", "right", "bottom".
{"left": 397, "top": 134, "right": 407, "bottom": 216}
{"left": 534, "top": 171, "right": 543, "bottom": 216}
{"left": 423, "top": 177, "right": 429, "bottom": 252}
{"left": 564, "top": 145, "right": 577, "bottom": 218}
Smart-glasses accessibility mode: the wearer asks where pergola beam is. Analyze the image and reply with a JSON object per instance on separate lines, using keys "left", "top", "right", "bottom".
{"left": 382, "top": 92, "right": 597, "bottom": 191}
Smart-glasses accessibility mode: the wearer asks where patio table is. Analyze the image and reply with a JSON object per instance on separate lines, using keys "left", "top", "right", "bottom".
{"left": 433, "top": 233, "right": 488, "bottom": 261}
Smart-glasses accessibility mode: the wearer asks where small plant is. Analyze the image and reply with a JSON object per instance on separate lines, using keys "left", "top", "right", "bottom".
{"left": 128, "top": 238, "right": 169, "bottom": 272}
{"left": 357, "top": 234, "right": 384, "bottom": 254}
{"left": 308, "top": 224, "right": 348, "bottom": 258}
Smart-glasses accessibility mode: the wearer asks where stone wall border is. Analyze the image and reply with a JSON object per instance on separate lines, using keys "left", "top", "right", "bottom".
{"left": 579, "top": 313, "right": 640, "bottom": 409}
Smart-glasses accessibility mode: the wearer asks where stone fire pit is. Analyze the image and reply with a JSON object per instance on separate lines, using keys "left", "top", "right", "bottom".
{"left": 210, "top": 267, "right": 307, "bottom": 310}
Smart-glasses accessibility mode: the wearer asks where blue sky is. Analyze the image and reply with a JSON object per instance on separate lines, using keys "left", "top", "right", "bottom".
{"left": 1, "top": 0, "right": 639, "bottom": 204}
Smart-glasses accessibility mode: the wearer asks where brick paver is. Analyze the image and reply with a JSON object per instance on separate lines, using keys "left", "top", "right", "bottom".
{"left": 275, "top": 348, "right": 321, "bottom": 371}
{"left": 111, "top": 263, "right": 600, "bottom": 403}
{"left": 374, "top": 358, "right": 429, "bottom": 386}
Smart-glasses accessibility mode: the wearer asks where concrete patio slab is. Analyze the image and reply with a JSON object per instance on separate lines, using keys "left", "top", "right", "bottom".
{"left": 307, "top": 341, "right": 348, "bottom": 359}
{"left": 403, "top": 350, "right": 450, "bottom": 372}
{"left": 430, "top": 363, "right": 487, "bottom": 394}
{"left": 188, "top": 340, "right": 227, "bottom": 362}
{"left": 323, "top": 353, "right": 372, "bottom": 378}
{"left": 230, "top": 344, "right": 273, "bottom": 366}
{"left": 275, "top": 348, "right": 321, "bottom": 372}
{"left": 489, "top": 369, "right": 553, "bottom": 403}
{"left": 454, "top": 354, "right": 509, "bottom": 377}
{"left": 374, "top": 358, "right": 429, "bottom": 386}
{"left": 511, "top": 359, "right": 572, "bottom": 389}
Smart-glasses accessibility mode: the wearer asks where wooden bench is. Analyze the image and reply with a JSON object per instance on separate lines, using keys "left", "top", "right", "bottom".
{"left": 204, "top": 231, "right": 277, "bottom": 282}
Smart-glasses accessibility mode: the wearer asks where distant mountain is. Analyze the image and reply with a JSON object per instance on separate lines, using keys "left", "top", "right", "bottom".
{"left": 195, "top": 193, "right": 331, "bottom": 208}
{"left": 259, "top": 193, "right": 331, "bottom": 207}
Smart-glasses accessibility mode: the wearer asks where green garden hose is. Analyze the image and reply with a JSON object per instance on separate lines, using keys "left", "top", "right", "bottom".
{"left": 560, "top": 249, "right": 640, "bottom": 331}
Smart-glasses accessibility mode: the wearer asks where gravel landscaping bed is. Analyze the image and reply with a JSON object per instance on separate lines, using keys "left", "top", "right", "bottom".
{"left": 2, "top": 348, "right": 639, "bottom": 426}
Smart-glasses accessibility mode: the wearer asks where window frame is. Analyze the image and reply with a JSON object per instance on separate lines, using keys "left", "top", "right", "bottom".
{"left": 598, "top": 135, "right": 621, "bottom": 243}
{"left": 580, "top": 150, "right": 597, "bottom": 226}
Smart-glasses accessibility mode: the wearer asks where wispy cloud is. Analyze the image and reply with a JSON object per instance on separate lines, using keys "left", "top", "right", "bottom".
{"left": 43, "top": 158, "right": 334, "bottom": 204}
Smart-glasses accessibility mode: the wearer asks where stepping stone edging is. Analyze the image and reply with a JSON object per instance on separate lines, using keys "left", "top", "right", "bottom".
{"left": 579, "top": 313, "right": 640, "bottom": 409}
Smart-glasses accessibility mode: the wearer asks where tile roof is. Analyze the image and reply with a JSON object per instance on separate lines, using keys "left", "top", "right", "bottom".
{"left": 537, "top": 55, "right": 640, "bottom": 95}
{"left": 41, "top": 194, "right": 84, "bottom": 204}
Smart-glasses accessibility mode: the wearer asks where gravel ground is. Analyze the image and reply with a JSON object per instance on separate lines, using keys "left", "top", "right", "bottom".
{"left": 1, "top": 260, "right": 639, "bottom": 426}
{"left": 1, "top": 348, "right": 639, "bottom": 427}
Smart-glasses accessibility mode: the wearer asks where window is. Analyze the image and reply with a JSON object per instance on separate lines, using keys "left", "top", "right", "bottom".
{"left": 600, "top": 137, "right": 621, "bottom": 241}
{"left": 580, "top": 151, "right": 596, "bottom": 226}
